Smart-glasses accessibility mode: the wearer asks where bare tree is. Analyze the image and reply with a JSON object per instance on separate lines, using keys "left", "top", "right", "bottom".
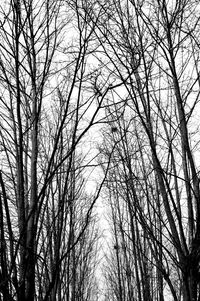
{"left": 92, "top": 0, "right": 200, "bottom": 300}
{"left": 0, "top": 1, "right": 112, "bottom": 300}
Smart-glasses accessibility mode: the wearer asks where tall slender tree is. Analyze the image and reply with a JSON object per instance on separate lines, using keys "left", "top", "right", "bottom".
{"left": 0, "top": 1, "right": 111, "bottom": 300}
{"left": 93, "top": 0, "right": 200, "bottom": 300}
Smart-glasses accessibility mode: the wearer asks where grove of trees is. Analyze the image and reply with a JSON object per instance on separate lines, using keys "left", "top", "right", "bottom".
{"left": 0, "top": 0, "right": 200, "bottom": 301}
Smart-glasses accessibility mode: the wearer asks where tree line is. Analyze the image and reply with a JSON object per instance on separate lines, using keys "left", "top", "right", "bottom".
{"left": 0, "top": 1, "right": 200, "bottom": 300}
